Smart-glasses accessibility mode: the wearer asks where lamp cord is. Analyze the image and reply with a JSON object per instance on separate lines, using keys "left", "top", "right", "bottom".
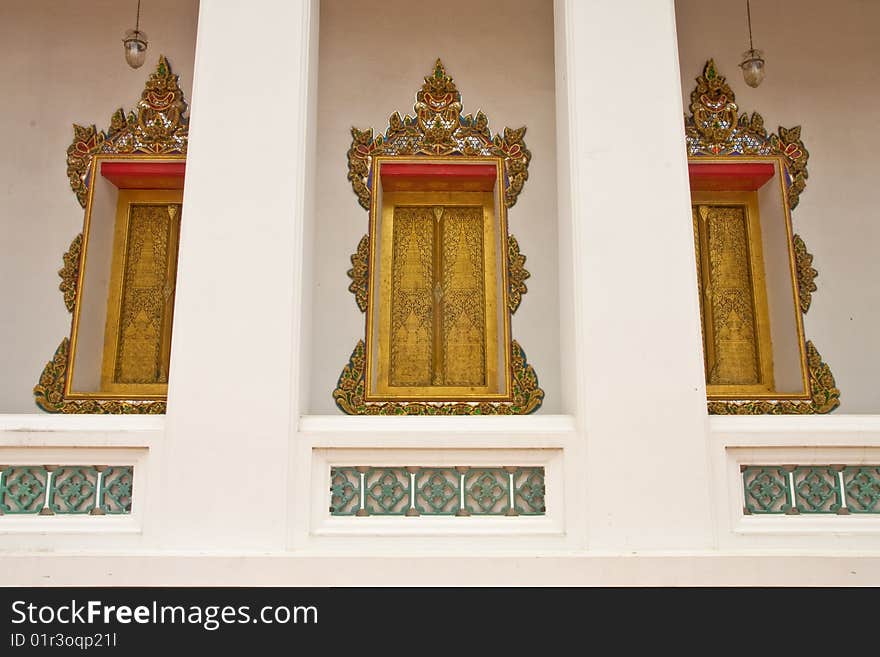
{"left": 747, "top": 0, "right": 754, "bottom": 51}
{"left": 135, "top": 0, "right": 141, "bottom": 35}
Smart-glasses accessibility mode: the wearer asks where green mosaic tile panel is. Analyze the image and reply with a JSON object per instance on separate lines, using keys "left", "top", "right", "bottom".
{"left": 414, "top": 468, "right": 460, "bottom": 515}
{"left": 99, "top": 466, "right": 134, "bottom": 515}
{"left": 330, "top": 466, "right": 546, "bottom": 517}
{"left": 792, "top": 466, "right": 842, "bottom": 514}
{"left": 0, "top": 466, "right": 48, "bottom": 514}
{"left": 514, "top": 467, "right": 545, "bottom": 515}
{"left": 50, "top": 467, "right": 98, "bottom": 514}
{"left": 464, "top": 468, "right": 511, "bottom": 515}
{"left": 742, "top": 464, "right": 880, "bottom": 516}
{"left": 330, "top": 467, "right": 361, "bottom": 516}
{"left": 364, "top": 468, "right": 411, "bottom": 515}
{"left": 843, "top": 467, "right": 880, "bottom": 513}
{"left": 0, "top": 465, "right": 134, "bottom": 516}
{"left": 742, "top": 466, "right": 791, "bottom": 514}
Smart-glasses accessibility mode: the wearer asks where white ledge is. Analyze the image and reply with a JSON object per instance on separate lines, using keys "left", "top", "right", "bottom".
{"left": 710, "top": 414, "right": 880, "bottom": 434}
{"left": 0, "top": 414, "right": 165, "bottom": 433}
{"left": 298, "top": 413, "right": 578, "bottom": 435}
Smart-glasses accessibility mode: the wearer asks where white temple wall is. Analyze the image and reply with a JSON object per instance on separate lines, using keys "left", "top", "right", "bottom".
{"left": 0, "top": 0, "right": 878, "bottom": 585}
{"left": 676, "top": 0, "right": 880, "bottom": 413}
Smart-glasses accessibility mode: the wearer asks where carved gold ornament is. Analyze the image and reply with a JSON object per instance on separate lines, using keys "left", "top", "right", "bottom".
{"left": 347, "top": 60, "right": 531, "bottom": 211}
{"left": 34, "top": 339, "right": 166, "bottom": 414}
{"left": 336, "top": 60, "right": 542, "bottom": 415}
{"left": 707, "top": 341, "right": 839, "bottom": 415}
{"left": 66, "top": 56, "right": 188, "bottom": 208}
{"left": 687, "top": 60, "right": 837, "bottom": 414}
{"left": 507, "top": 235, "right": 530, "bottom": 314}
{"left": 58, "top": 233, "right": 82, "bottom": 313}
{"left": 333, "top": 340, "right": 543, "bottom": 416}
{"left": 347, "top": 234, "right": 370, "bottom": 313}
{"left": 686, "top": 60, "right": 809, "bottom": 210}
{"left": 793, "top": 233, "right": 818, "bottom": 313}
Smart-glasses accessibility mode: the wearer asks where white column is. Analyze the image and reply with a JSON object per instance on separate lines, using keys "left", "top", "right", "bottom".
{"left": 555, "top": 0, "right": 714, "bottom": 550}
{"left": 154, "top": 0, "right": 317, "bottom": 548}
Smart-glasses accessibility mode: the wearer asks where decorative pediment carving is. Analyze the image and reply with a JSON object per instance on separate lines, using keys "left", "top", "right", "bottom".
{"left": 66, "top": 56, "right": 189, "bottom": 207}
{"left": 347, "top": 59, "right": 531, "bottom": 211}
{"left": 685, "top": 59, "right": 809, "bottom": 209}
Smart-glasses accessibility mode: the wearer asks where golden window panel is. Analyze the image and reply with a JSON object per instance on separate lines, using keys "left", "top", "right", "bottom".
{"left": 685, "top": 59, "right": 838, "bottom": 414}
{"left": 34, "top": 56, "right": 188, "bottom": 414}
{"left": 373, "top": 190, "right": 502, "bottom": 399}
{"left": 101, "top": 190, "right": 182, "bottom": 396}
{"left": 692, "top": 191, "right": 773, "bottom": 395}
{"left": 334, "top": 60, "right": 543, "bottom": 415}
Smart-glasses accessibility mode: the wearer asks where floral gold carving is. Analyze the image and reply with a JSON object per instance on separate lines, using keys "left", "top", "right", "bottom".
{"left": 507, "top": 235, "right": 529, "bottom": 314}
{"left": 333, "top": 340, "right": 543, "bottom": 416}
{"left": 33, "top": 339, "right": 166, "bottom": 414}
{"left": 685, "top": 60, "right": 809, "bottom": 210}
{"left": 65, "top": 56, "right": 188, "bottom": 208}
{"left": 707, "top": 341, "right": 839, "bottom": 415}
{"left": 347, "top": 234, "right": 370, "bottom": 312}
{"left": 59, "top": 233, "right": 82, "bottom": 313}
{"left": 793, "top": 233, "right": 818, "bottom": 313}
{"left": 347, "top": 60, "right": 531, "bottom": 211}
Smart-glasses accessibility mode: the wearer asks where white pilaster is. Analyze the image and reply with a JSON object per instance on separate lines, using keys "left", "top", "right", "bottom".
{"left": 555, "top": 0, "right": 714, "bottom": 549}
{"left": 155, "top": 0, "right": 317, "bottom": 548}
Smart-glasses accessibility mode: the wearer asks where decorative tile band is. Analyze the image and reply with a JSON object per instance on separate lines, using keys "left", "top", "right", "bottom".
{"left": 0, "top": 465, "right": 133, "bottom": 515}
{"left": 742, "top": 465, "right": 880, "bottom": 515}
{"left": 330, "top": 466, "right": 545, "bottom": 517}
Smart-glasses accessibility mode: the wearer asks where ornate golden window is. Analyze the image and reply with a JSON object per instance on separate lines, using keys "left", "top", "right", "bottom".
{"left": 34, "top": 56, "right": 189, "bottom": 413}
{"left": 685, "top": 60, "right": 838, "bottom": 414}
{"left": 334, "top": 60, "right": 543, "bottom": 415}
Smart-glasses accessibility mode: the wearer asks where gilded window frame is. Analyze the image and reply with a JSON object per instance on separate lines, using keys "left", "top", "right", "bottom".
{"left": 34, "top": 56, "right": 188, "bottom": 414}
{"left": 333, "top": 60, "right": 543, "bottom": 415}
{"left": 685, "top": 60, "right": 838, "bottom": 414}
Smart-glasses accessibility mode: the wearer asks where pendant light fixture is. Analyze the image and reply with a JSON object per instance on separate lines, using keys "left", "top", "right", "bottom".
{"left": 123, "top": 0, "right": 149, "bottom": 69}
{"left": 740, "top": 0, "right": 765, "bottom": 88}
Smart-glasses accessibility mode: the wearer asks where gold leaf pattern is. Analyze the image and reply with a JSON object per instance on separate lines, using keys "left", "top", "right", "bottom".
{"left": 113, "top": 203, "right": 179, "bottom": 385}
{"left": 440, "top": 207, "right": 486, "bottom": 387}
{"left": 390, "top": 208, "right": 435, "bottom": 386}
{"left": 701, "top": 205, "right": 759, "bottom": 385}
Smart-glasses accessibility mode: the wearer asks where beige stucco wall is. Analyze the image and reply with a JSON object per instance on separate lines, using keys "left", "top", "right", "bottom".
{"left": 307, "top": 0, "right": 560, "bottom": 413}
{"left": 675, "top": 0, "right": 880, "bottom": 413}
{"left": 0, "top": 0, "right": 198, "bottom": 412}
